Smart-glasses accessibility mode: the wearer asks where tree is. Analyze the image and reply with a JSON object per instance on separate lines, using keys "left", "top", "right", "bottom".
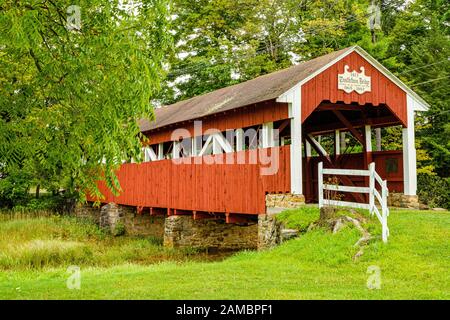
{"left": 0, "top": 0, "right": 172, "bottom": 201}
{"left": 159, "top": 0, "right": 372, "bottom": 105}
{"left": 161, "top": 0, "right": 448, "bottom": 180}
{"left": 158, "top": 0, "right": 262, "bottom": 104}
{"left": 385, "top": 0, "right": 450, "bottom": 177}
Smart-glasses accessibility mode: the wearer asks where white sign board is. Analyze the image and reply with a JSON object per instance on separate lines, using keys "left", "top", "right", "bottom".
{"left": 338, "top": 65, "right": 371, "bottom": 94}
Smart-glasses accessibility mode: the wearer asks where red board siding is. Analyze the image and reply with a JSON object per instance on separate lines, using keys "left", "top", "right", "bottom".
{"left": 301, "top": 51, "right": 407, "bottom": 125}
{"left": 303, "top": 150, "right": 404, "bottom": 202}
{"left": 146, "top": 101, "right": 289, "bottom": 145}
{"left": 91, "top": 146, "right": 291, "bottom": 215}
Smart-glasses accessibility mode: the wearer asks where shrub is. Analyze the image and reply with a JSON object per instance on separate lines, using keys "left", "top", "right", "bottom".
{"left": 9, "top": 194, "right": 77, "bottom": 213}
{"left": 417, "top": 173, "right": 450, "bottom": 209}
{"left": 0, "top": 172, "right": 30, "bottom": 208}
{"left": 112, "top": 221, "right": 126, "bottom": 237}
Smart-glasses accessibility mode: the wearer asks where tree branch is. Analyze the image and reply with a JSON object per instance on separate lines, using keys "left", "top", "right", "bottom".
{"left": 29, "top": 49, "right": 42, "bottom": 73}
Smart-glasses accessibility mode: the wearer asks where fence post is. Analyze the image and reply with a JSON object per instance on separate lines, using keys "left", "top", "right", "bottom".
{"left": 318, "top": 162, "right": 323, "bottom": 208}
{"left": 381, "top": 180, "right": 388, "bottom": 243}
{"left": 369, "top": 162, "right": 375, "bottom": 216}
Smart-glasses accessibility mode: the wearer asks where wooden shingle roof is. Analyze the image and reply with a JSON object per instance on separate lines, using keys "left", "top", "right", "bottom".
{"left": 139, "top": 47, "right": 354, "bottom": 133}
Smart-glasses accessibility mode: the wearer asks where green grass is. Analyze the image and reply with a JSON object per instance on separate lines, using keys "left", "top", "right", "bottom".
{"left": 0, "top": 208, "right": 448, "bottom": 299}
{"left": 277, "top": 206, "right": 377, "bottom": 233}
{"left": 0, "top": 213, "right": 202, "bottom": 271}
{"left": 277, "top": 205, "right": 320, "bottom": 232}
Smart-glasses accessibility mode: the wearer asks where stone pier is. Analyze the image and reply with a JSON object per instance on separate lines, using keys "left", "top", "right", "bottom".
{"left": 75, "top": 203, "right": 165, "bottom": 239}
{"left": 265, "top": 193, "right": 305, "bottom": 209}
{"left": 163, "top": 215, "right": 257, "bottom": 250}
{"left": 74, "top": 193, "right": 305, "bottom": 251}
{"left": 387, "top": 193, "right": 420, "bottom": 209}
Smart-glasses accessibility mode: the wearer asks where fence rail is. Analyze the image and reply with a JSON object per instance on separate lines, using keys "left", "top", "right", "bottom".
{"left": 318, "top": 162, "right": 390, "bottom": 243}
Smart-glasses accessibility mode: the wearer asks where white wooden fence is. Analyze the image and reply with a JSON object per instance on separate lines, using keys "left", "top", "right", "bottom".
{"left": 318, "top": 162, "right": 390, "bottom": 243}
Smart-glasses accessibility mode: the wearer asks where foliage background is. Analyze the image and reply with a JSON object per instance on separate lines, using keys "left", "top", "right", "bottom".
{"left": 0, "top": 0, "right": 448, "bottom": 209}
{"left": 158, "top": 0, "right": 449, "bottom": 208}
{"left": 0, "top": 0, "right": 172, "bottom": 204}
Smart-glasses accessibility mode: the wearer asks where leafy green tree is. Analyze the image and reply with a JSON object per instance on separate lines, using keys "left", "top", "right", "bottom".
{"left": 159, "top": 0, "right": 372, "bottom": 105}
{"left": 158, "top": 0, "right": 262, "bottom": 104}
{"left": 0, "top": 0, "right": 172, "bottom": 202}
{"left": 385, "top": 0, "right": 450, "bottom": 177}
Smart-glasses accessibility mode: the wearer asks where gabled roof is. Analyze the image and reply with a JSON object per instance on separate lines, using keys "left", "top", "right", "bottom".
{"left": 139, "top": 47, "right": 353, "bottom": 132}
{"left": 139, "top": 45, "right": 429, "bottom": 133}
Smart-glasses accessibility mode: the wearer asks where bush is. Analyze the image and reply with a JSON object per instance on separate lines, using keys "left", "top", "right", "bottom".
{"left": 0, "top": 172, "right": 30, "bottom": 208}
{"left": 417, "top": 173, "right": 450, "bottom": 209}
{"left": 112, "top": 221, "right": 126, "bottom": 237}
{"left": 8, "top": 194, "right": 77, "bottom": 213}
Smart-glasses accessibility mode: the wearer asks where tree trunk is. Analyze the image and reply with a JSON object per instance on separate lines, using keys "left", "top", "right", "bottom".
{"left": 35, "top": 184, "right": 40, "bottom": 199}
{"left": 319, "top": 207, "right": 336, "bottom": 221}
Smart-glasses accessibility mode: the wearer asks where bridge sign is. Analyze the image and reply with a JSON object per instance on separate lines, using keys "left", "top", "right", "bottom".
{"left": 338, "top": 65, "right": 371, "bottom": 94}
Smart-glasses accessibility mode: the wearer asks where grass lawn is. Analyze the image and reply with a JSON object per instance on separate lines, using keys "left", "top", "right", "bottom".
{"left": 0, "top": 208, "right": 448, "bottom": 299}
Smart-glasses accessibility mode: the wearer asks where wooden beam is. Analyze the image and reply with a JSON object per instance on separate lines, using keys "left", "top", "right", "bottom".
{"left": 362, "top": 125, "right": 372, "bottom": 203}
{"left": 173, "top": 209, "right": 192, "bottom": 216}
{"left": 137, "top": 206, "right": 145, "bottom": 215}
{"left": 213, "top": 132, "right": 234, "bottom": 153}
{"left": 199, "top": 135, "right": 213, "bottom": 156}
{"left": 305, "top": 135, "right": 331, "bottom": 163}
{"left": 225, "top": 213, "right": 257, "bottom": 224}
{"left": 331, "top": 110, "right": 365, "bottom": 145}
{"left": 157, "top": 143, "right": 164, "bottom": 160}
{"left": 149, "top": 207, "right": 165, "bottom": 216}
{"left": 304, "top": 116, "right": 400, "bottom": 136}
{"left": 262, "top": 122, "right": 275, "bottom": 148}
{"left": 316, "top": 103, "right": 365, "bottom": 111}
{"left": 364, "top": 125, "right": 372, "bottom": 153}
{"left": 303, "top": 137, "right": 313, "bottom": 202}
{"left": 235, "top": 128, "right": 244, "bottom": 152}
{"left": 277, "top": 119, "right": 290, "bottom": 135}
{"left": 334, "top": 130, "right": 340, "bottom": 156}
{"left": 403, "top": 96, "right": 417, "bottom": 195}
{"left": 193, "top": 211, "right": 218, "bottom": 220}
{"left": 305, "top": 140, "right": 312, "bottom": 157}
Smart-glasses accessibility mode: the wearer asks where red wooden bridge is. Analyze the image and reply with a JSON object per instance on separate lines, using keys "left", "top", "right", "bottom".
{"left": 90, "top": 46, "right": 428, "bottom": 220}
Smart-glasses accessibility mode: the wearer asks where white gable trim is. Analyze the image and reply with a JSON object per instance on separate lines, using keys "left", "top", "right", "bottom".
{"left": 292, "top": 47, "right": 356, "bottom": 93}
{"left": 277, "top": 45, "right": 429, "bottom": 112}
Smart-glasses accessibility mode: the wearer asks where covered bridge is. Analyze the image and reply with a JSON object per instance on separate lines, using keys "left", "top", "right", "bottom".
{"left": 91, "top": 45, "right": 428, "bottom": 223}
